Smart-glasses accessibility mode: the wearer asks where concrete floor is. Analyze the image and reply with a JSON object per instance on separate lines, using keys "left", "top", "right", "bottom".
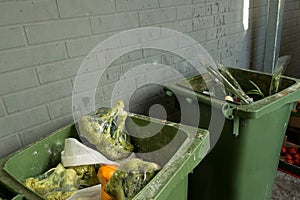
{"left": 271, "top": 171, "right": 300, "bottom": 200}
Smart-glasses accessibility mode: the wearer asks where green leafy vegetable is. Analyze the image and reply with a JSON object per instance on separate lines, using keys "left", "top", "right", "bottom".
{"left": 247, "top": 80, "right": 265, "bottom": 98}
{"left": 25, "top": 164, "right": 99, "bottom": 200}
{"left": 105, "top": 158, "right": 161, "bottom": 200}
{"left": 78, "top": 99, "right": 134, "bottom": 161}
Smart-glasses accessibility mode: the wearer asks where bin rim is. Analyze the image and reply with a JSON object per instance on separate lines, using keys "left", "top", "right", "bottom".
{"left": 164, "top": 67, "right": 300, "bottom": 119}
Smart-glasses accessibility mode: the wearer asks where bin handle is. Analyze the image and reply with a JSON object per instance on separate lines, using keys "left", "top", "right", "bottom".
{"left": 222, "top": 103, "right": 240, "bottom": 137}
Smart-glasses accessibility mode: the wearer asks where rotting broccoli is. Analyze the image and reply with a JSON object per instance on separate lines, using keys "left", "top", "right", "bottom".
{"left": 78, "top": 99, "right": 134, "bottom": 161}
{"left": 105, "top": 158, "right": 161, "bottom": 200}
{"left": 25, "top": 164, "right": 99, "bottom": 200}
{"left": 68, "top": 165, "right": 99, "bottom": 188}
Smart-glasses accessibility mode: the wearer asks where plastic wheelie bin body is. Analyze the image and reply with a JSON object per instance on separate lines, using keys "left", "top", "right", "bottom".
{"left": 164, "top": 67, "right": 300, "bottom": 200}
{"left": 0, "top": 113, "right": 209, "bottom": 200}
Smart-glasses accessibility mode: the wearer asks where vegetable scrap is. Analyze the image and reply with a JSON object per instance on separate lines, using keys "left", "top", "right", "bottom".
{"left": 105, "top": 158, "right": 161, "bottom": 200}
{"left": 97, "top": 164, "right": 119, "bottom": 200}
{"left": 78, "top": 99, "right": 134, "bottom": 161}
{"left": 25, "top": 101, "right": 161, "bottom": 200}
{"left": 247, "top": 80, "right": 265, "bottom": 98}
{"left": 25, "top": 164, "right": 99, "bottom": 200}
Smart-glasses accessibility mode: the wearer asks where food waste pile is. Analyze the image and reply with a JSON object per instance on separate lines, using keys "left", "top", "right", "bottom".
{"left": 24, "top": 100, "right": 161, "bottom": 200}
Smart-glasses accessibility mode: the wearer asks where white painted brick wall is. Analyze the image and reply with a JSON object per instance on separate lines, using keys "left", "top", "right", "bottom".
{"left": 0, "top": 0, "right": 59, "bottom": 26}
{"left": 0, "top": 43, "right": 67, "bottom": 73}
{"left": 0, "top": 106, "right": 50, "bottom": 138}
{"left": 0, "top": 0, "right": 269, "bottom": 158}
{"left": 91, "top": 13, "right": 140, "bottom": 34}
{"left": 116, "top": 0, "right": 159, "bottom": 12}
{"left": 139, "top": 7, "right": 177, "bottom": 26}
{"left": 0, "top": 69, "right": 39, "bottom": 96}
{"left": 0, "top": 26, "right": 26, "bottom": 50}
{"left": 280, "top": 0, "right": 300, "bottom": 77}
{"left": 0, "top": 100, "right": 6, "bottom": 118}
{"left": 3, "top": 80, "right": 72, "bottom": 113}
{"left": 25, "top": 18, "right": 92, "bottom": 44}
{"left": 159, "top": 0, "right": 192, "bottom": 8}
{"left": 57, "top": 0, "right": 115, "bottom": 18}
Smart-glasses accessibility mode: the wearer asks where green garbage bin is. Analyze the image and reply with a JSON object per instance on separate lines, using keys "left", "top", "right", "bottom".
{"left": 0, "top": 113, "right": 209, "bottom": 200}
{"left": 164, "top": 67, "right": 300, "bottom": 200}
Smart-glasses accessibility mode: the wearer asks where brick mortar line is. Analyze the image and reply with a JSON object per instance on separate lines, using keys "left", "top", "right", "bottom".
{"left": 16, "top": 134, "right": 24, "bottom": 148}
{"left": 0, "top": 84, "right": 46, "bottom": 100}
{"left": 0, "top": 56, "right": 83, "bottom": 77}
{"left": 23, "top": 34, "right": 93, "bottom": 47}
{"left": 0, "top": 39, "right": 67, "bottom": 53}
{"left": 88, "top": 12, "right": 140, "bottom": 35}
{"left": 54, "top": 11, "right": 118, "bottom": 20}
{"left": 137, "top": 11, "right": 141, "bottom": 27}
{"left": 19, "top": 20, "right": 93, "bottom": 46}
{"left": 0, "top": 44, "right": 27, "bottom": 52}
{"left": 55, "top": 0, "right": 62, "bottom": 19}
{"left": 45, "top": 103, "right": 54, "bottom": 119}
{"left": 37, "top": 66, "right": 101, "bottom": 86}
{"left": 20, "top": 17, "right": 93, "bottom": 28}
{"left": 22, "top": 24, "right": 30, "bottom": 46}
{"left": 115, "top": 7, "right": 162, "bottom": 14}
{"left": 1, "top": 78, "right": 72, "bottom": 100}
{"left": 113, "top": 0, "right": 117, "bottom": 13}
{"left": 0, "top": 18, "right": 59, "bottom": 28}
{"left": 0, "top": 31, "right": 82, "bottom": 52}
{"left": 34, "top": 67, "right": 42, "bottom": 85}
{"left": 2, "top": 87, "right": 72, "bottom": 116}
{"left": 0, "top": 83, "right": 52, "bottom": 102}
{"left": 0, "top": 105, "right": 49, "bottom": 121}
{"left": 0, "top": 133, "right": 20, "bottom": 142}
{"left": 16, "top": 113, "right": 73, "bottom": 141}
{"left": 46, "top": 95, "right": 71, "bottom": 106}
{"left": 62, "top": 31, "right": 112, "bottom": 45}
{"left": 88, "top": 17, "right": 93, "bottom": 35}
{"left": 0, "top": 56, "right": 68, "bottom": 75}
{"left": 64, "top": 41, "right": 71, "bottom": 58}
{"left": 0, "top": 98, "right": 8, "bottom": 116}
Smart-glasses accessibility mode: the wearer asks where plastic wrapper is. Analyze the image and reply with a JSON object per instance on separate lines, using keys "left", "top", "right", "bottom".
{"left": 25, "top": 163, "right": 99, "bottom": 200}
{"left": 105, "top": 158, "right": 161, "bottom": 200}
{"left": 61, "top": 138, "right": 119, "bottom": 167}
{"left": 78, "top": 100, "right": 134, "bottom": 161}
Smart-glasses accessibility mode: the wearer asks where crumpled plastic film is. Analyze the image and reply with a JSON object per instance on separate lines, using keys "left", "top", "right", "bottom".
{"left": 61, "top": 138, "right": 119, "bottom": 167}
{"left": 67, "top": 184, "right": 101, "bottom": 200}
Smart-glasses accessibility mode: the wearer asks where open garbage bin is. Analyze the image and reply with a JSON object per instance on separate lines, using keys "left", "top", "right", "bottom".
{"left": 0, "top": 112, "right": 209, "bottom": 200}
{"left": 164, "top": 67, "right": 300, "bottom": 200}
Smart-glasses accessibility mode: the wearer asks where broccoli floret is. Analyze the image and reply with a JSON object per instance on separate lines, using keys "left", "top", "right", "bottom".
{"left": 78, "top": 99, "right": 134, "bottom": 160}
{"left": 105, "top": 158, "right": 161, "bottom": 200}
{"left": 25, "top": 164, "right": 99, "bottom": 200}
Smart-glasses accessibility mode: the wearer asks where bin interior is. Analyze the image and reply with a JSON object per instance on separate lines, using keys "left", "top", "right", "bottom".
{"left": 178, "top": 67, "right": 296, "bottom": 101}
{"left": 2, "top": 113, "right": 209, "bottom": 200}
{"left": 0, "top": 182, "right": 18, "bottom": 200}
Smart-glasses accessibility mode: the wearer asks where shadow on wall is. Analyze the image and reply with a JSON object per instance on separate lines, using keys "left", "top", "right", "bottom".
{"left": 283, "top": 50, "right": 300, "bottom": 79}
{"left": 248, "top": 1, "right": 268, "bottom": 71}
